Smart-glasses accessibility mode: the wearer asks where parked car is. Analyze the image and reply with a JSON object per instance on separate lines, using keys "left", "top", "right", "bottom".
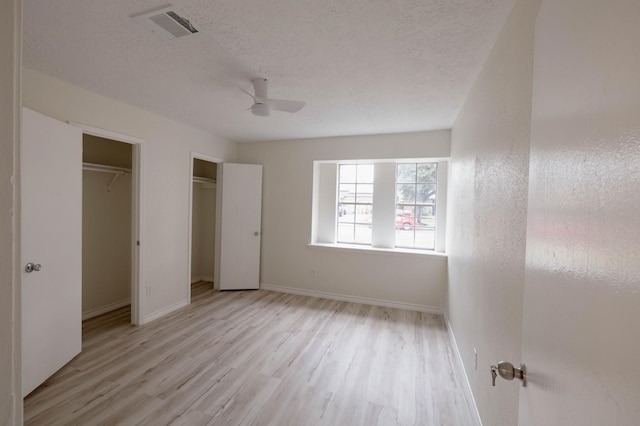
{"left": 396, "top": 214, "right": 418, "bottom": 230}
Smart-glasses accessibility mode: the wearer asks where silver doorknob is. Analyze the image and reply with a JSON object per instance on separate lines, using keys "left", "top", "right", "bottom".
{"left": 254, "top": 231, "right": 260, "bottom": 236}
{"left": 490, "top": 361, "right": 526, "bottom": 387}
{"left": 25, "top": 263, "right": 42, "bottom": 273}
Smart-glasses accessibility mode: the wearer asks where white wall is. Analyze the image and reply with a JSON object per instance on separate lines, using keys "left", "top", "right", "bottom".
{"left": 237, "top": 131, "right": 450, "bottom": 309}
{"left": 22, "top": 69, "right": 236, "bottom": 322}
{"left": 447, "top": 0, "right": 540, "bottom": 424}
{"left": 0, "top": 0, "right": 21, "bottom": 422}
{"left": 519, "top": 0, "right": 640, "bottom": 424}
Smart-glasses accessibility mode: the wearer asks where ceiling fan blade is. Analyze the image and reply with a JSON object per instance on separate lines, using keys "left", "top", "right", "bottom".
{"left": 267, "top": 98, "right": 306, "bottom": 113}
{"left": 238, "top": 86, "right": 258, "bottom": 102}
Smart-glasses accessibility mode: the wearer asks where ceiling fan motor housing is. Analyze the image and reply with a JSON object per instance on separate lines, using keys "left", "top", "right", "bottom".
{"left": 252, "top": 78, "right": 269, "bottom": 98}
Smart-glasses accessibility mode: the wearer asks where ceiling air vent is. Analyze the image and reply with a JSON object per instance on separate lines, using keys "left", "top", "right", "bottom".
{"left": 132, "top": 6, "right": 199, "bottom": 40}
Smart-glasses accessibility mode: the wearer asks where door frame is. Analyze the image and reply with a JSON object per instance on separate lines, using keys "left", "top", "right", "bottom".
{"left": 70, "top": 122, "right": 144, "bottom": 325}
{"left": 187, "top": 151, "right": 223, "bottom": 302}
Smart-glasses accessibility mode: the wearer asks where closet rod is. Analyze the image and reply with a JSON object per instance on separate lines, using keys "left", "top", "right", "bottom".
{"left": 82, "top": 162, "right": 131, "bottom": 174}
{"left": 83, "top": 162, "right": 131, "bottom": 192}
{"left": 193, "top": 176, "right": 216, "bottom": 184}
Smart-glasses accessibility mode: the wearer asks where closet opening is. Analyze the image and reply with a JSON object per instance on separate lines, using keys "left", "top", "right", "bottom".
{"left": 82, "top": 133, "right": 139, "bottom": 325}
{"left": 188, "top": 156, "right": 218, "bottom": 301}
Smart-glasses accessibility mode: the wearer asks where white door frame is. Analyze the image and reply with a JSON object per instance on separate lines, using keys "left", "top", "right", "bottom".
{"left": 187, "top": 152, "right": 223, "bottom": 302}
{"left": 70, "top": 122, "right": 144, "bottom": 325}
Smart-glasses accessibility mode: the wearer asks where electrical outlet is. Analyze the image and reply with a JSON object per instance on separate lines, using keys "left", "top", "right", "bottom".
{"left": 310, "top": 269, "right": 316, "bottom": 278}
{"left": 474, "top": 347, "right": 478, "bottom": 370}
{"left": 146, "top": 286, "right": 152, "bottom": 296}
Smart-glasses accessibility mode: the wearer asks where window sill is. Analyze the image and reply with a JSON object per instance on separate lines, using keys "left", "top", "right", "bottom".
{"left": 308, "top": 242, "right": 448, "bottom": 260}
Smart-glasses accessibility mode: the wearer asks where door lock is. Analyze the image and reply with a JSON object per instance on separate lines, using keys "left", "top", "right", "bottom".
{"left": 490, "top": 361, "right": 526, "bottom": 387}
{"left": 25, "top": 263, "right": 42, "bottom": 273}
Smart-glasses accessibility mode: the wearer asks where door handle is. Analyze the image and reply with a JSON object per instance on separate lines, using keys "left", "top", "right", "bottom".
{"left": 25, "top": 263, "right": 42, "bottom": 273}
{"left": 490, "top": 361, "right": 526, "bottom": 387}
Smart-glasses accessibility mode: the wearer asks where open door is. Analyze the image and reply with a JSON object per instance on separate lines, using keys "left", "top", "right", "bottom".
{"left": 218, "top": 163, "right": 262, "bottom": 290}
{"left": 21, "top": 108, "right": 82, "bottom": 396}
{"left": 518, "top": 2, "right": 640, "bottom": 424}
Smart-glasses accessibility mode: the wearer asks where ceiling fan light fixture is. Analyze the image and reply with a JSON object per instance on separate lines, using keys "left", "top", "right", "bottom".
{"left": 251, "top": 103, "right": 270, "bottom": 117}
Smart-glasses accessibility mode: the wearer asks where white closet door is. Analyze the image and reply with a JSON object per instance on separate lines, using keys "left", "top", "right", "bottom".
{"left": 21, "top": 108, "right": 82, "bottom": 396}
{"left": 219, "top": 163, "right": 262, "bottom": 290}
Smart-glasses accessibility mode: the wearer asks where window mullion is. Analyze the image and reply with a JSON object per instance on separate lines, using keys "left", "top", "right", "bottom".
{"left": 371, "top": 163, "right": 395, "bottom": 248}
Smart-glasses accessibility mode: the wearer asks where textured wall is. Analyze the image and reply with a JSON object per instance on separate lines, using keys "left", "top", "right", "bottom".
{"left": 0, "top": 0, "right": 21, "bottom": 423}
{"left": 447, "top": 0, "right": 540, "bottom": 424}
{"left": 519, "top": 0, "right": 640, "bottom": 424}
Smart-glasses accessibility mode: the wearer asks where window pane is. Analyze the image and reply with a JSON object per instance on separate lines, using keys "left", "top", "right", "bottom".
{"left": 396, "top": 205, "right": 415, "bottom": 217}
{"left": 338, "top": 204, "right": 355, "bottom": 223}
{"left": 395, "top": 162, "right": 438, "bottom": 249}
{"left": 337, "top": 163, "right": 374, "bottom": 246}
{"left": 356, "top": 184, "right": 373, "bottom": 203}
{"left": 414, "top": 227, "right": 435, "bottom": 249}
{"left": 344, "top": 204, "right": 356, "bottom": 216}
{"left": 354, "top": 224, "right": 372, "bottom": 244}
{"left": 339, "top": 164, "right": 357, "bottom": 183}
{"left": 337, "top": 223, "right": 354, "bottom": 243}
{"left": 417, "top": 205, "right": 435, "bottom": 227}
{"left": 417, "top": 163, "right": 437, "bottom": 183}
{"left": 416, "top": 183, "right": 437, "bottom": 204}
{"left": 339, "top": 184, "right": 356, "bottom": 203}
{"left": 355, "top": 205, "right": 373, "bottom": 224}
{"left": 397, "top": 163, "right": 416, "bottom": 183}
{"left": 396, "top": 183, "right": 415, "bottom": 203}
{"left": 357, "top": 164, "right": 374, "bottom": 183}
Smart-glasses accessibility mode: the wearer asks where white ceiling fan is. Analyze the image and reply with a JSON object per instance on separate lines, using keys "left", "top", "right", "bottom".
{"left": 243, "top": 78, "right": 305, "bottom": 117}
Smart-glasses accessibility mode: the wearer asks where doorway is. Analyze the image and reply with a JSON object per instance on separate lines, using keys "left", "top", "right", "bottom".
{"left": 82, "top": 135, "right": 133, "bottom": 322}
{"left": 77, "top": 124, "right": 143, "bottom": 325}
{"left": 188, "top": 154, "right": 220, "bottom": 301}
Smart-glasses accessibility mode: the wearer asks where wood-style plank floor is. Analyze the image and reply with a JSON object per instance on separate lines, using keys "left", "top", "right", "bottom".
{"left": 24, "top": 282, "right": 476, "bottom": 425}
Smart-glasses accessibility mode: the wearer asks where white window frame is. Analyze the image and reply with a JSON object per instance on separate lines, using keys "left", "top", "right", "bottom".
{"left": 336, "top": 163, "right": 375, "bottom": 245}
{"left": 311, "top": 158, "right": 448, "bottom": 255}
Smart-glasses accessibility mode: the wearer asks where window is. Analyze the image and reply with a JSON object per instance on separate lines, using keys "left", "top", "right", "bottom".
{"left": 396, "top": 162, "right": 437, "bottom": 250}
{"left": 337, "top": 164, "right": 374, "bottom": 244}
{"left": 312, "top": 159, "right": 446, "bottom": 254}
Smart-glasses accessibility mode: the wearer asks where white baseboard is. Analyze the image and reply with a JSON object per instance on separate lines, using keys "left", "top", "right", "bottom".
{"left": 260, "top": 283, "right": 444, "bottom": 315}
{"left": 444, "top": 312, "right": 483, "bottom": 426}
{"left": 82, "top": 299, "right": 131, "bottom": 320}
{"left": 142, "top": 299, "right": 189, "bottom": 324}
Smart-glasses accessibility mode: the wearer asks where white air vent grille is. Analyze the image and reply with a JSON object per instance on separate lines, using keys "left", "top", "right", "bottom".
{"left": 132, "top": 6, "right": 199, "bottom": 40}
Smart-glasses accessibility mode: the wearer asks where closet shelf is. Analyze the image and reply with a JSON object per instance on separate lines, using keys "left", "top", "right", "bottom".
{"left": 83, "top": 162, "right": 131, "bottom": 192}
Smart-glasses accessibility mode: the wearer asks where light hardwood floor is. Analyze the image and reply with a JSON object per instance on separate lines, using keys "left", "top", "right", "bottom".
{"left": 24, "top": 282, "right": 476, "bottom": 425}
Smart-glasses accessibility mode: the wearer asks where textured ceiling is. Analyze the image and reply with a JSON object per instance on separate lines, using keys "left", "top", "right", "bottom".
{"left": 23, "top": 0, "right": 515, "bottom": 143}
